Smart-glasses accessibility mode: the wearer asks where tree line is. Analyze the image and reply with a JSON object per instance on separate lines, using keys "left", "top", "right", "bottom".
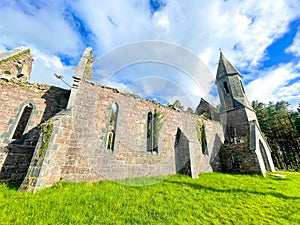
{"left": 252, "top": 101, "right": 300, "bottom": 171}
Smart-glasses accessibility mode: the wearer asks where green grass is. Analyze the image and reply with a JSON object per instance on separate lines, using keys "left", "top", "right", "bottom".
{"left": 0, "top": 172, "right": 299, "bottom": 224}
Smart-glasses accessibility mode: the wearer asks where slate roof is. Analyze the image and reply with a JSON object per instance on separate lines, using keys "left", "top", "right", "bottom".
{"left": 216, "top": 51, "right": 241, "bottom": 79}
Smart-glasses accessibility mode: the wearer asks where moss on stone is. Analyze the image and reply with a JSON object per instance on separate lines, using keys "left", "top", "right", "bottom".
{"left": 0, "top": 49, "right": 31, "bottom": 66}
{"left": 197, "top": 118, "right": 208, "bottom": 154}
{"left": 39, "top": 119, "right": 54, "bottom": 160}
{"left": 196, "top": 119, "right": 203, "bottom": 146}
{"left": 154, "top": 108, "right": 164, "bottom": 142}
{"left": 84, "top": 53, "right": 93, "bottom": 80}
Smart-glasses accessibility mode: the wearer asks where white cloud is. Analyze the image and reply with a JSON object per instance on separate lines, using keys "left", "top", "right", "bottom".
{"left": 105, "top": 62, "right": 206, "bottom": 109}
{"left": 67, "top": 0, "right": 300, "bottom": 73}
{"left": 285, "top": 26, "right": 300, "bottom": 56}
{"left": 0, "top": 1, "right": 82, "bottom": 56}
{"left": 30, "top": 48, "right": 75, "bottom": 89}
{"left": 1, "top": 0, "right": 300, "bottom": 107}
{"left": 0, "top": 44, "right": 7, "bottom": 53}
{"left": 245, "top": 61, "right": 300, "bottom": 106}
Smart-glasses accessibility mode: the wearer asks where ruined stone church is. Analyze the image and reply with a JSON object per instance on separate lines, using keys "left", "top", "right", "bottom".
{"left": 0, "top": 46, "right": 275, "bottom": 192}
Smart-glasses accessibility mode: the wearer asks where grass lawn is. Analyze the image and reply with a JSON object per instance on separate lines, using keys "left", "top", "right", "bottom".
{"left": 0, "top": 172, "right": 299, "bottom": 224}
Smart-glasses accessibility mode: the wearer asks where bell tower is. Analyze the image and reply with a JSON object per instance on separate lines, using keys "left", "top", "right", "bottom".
{"left": 216, "top": 51, "right": 252, "bottom": 111}
{"left": 215, "top": 51, "right": 275, "bottom": 175}
{"left": 216, "top": 51, "right": 258, "bottom": 140}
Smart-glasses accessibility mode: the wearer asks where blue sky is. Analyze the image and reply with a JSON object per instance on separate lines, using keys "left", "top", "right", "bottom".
{"left": 1, "top": 0, "right": 300, "bottom": 110}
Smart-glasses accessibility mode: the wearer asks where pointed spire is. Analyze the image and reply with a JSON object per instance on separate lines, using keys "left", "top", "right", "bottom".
{"left": 216, "top": 51, "right": 241, "bottom": 79}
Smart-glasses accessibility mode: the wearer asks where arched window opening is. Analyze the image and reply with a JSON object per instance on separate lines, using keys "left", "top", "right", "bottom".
{"left": 106, "top": 103, "right": 118, "bottom": 151}
{"left": 147, "top": 111, "right": 154, "bottom": 152}
{"left": 147, "top": 111, "right": 159, "bottom": 153}
{"left": 240, "top": 80, "right": 245, "bottom": 93}
{"left": 259, "top": 140, "right": 271, "bottom": 171}
{"left": 106, "top": 132, "right": 114, "bottom": 150}
{"left": 223, "top": 81, "right": 229, "bottom": 94}
{"left": 12, "top": 104, "right": 33, "bottom": 139}
{"left": 201, "top": 124, "right": 208, "bottom": 155}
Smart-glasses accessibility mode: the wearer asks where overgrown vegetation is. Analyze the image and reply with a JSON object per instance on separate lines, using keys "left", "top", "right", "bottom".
{"left": 38, "top": 120, "right": 54, "bottom": 160}
{"left": 0, "top": 172, "right": 299, "bottom": 224}
{"left": 147, "top": 109, "right": 164, "bottom": 153}
{"left": 252, "top": 101, "right": 300, "bottom": 171}
{"left": 196, "top": 119, "right": 208, "bottom": 155}
{"left": 153, "top": 108, "right": 164, "bottom": 142}
{"left": 0, "top": 49, "right": 31, "bottom": 66}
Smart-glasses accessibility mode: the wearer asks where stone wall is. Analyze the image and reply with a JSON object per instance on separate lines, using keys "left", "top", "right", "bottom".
{"left": 0, "top": 145, "right": 35, "bottom": 182}
{"left": 0, "top": 47, "right": 33, "bottom": 82}
{"left": 220, "top": 141, "right": 261, "bottom": 174}
{"left": 58, "top": 80, "right": 225, "bottom": 182}
{"left": 219, "top": 121, "right": 275, "bottom": 175}
{"left": 219, "top": 105, "right": 260, "bottom": 143}
{"left": 198, "top": 117, "right": 224, "bottom": 173}
{"left": 0, "top": 80, "right": 70, "bottom": 182}
{"left": 195, "top": 98, "right": 219, "bottom": 121}
{"left": 19, "top": 109, "right": 101, "bottom": 191}
{"left": 70, "top": 80, "right": 189, "bottom": 180}
{"left": 17, "top": 77, "right": 225, "bottom": 191}
{"left": 0, "top": 46, "right": 274, "bottom": 192}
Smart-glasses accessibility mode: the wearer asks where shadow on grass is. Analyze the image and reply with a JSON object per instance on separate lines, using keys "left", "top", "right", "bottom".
{"left": 1, "top": 181, "right": 22, "bottom": 190}
{"left": 168, "top": 180, "right": 300, "bottom": 200}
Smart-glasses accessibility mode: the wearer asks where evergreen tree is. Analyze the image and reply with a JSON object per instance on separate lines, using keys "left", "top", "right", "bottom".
{"left": 252, "top": 101, "right": 300, "bottom": 171}
{"left": 168, "top": 100, "right": 184, "bottom": 111}
{"left": 186, "top": 107, "right": 194, "bottom": 114}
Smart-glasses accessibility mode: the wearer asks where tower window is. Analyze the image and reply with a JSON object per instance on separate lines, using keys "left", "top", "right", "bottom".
{"left": 106, "top": 102, "right": 118, "bottom": 151}
{"left": 12, "top": 104, "right": 33, "bottom": 139}
{"left": 223, "top": 81, "right": 229, "bottom": 94}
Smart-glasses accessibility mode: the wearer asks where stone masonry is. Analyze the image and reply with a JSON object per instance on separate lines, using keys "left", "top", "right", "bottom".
{"left": 0, "top": 46, "right": 33, "bottom": 82}
{"left": 0, "top": 46, "right": 274, "bottom": 192}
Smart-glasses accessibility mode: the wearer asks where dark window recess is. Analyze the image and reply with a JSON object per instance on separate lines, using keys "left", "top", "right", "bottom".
{"left": 147, "top": 111, "right": 158, "bottom": 153}
{"left": 106, "top": 132, "right": 114, "bottom": 150}
{"left": 201, "top": 125, "right": 208, "bottom": 155}
{"left": 12, "top": 104, "right": 33, "bottom": 139}
{"left": 147, "top": 111, "right": 153, "bottom": 152}
{"left": 223, "top": 81, "right": 229, "bottom": 94}
{"left": 106, "top": 103, "right": 118, "bottom": 151}
{"left": 259, "top": 140, "right": 271, "bottom": 171}
{"left": 175, "top": 128, "right": 181, "bottom": 146}
{"left": 230, "top": 152, "right": 241, "bottom": 170}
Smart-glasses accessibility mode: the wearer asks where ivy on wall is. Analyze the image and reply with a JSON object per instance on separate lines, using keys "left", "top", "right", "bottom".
{"left": 196, "top": 119, "right": 208, "bottom": 155}
{"left": 147, "top": 108, "right": 164, "bottom": 153}
{"left": 154, "top": 108, "right": 164, "bottom": 142}
{"left": 38, "top": 119, "right": 54, "bottom": 160}
{"left": 0, "top": 49, "right": 31, "bottom": 66}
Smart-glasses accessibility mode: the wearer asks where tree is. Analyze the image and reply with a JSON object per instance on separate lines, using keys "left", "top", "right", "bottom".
{"left": 292, "top": 103, "right": 300, "bottom": 137}
{"left": 253, "top": 101, "right": 300, "bottom": 171}
{"left": 168, "top": 100, "right": 184, "bottom": 111}
{"left": 186, "top": 107, "right": 194, "bottom": 114}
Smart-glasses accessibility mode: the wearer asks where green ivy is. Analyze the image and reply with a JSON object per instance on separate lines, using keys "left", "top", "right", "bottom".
{"left": 147, "top": 109, "right": 164, "bottom": 152}
{"left": 196, "top": 119, "right": 203, "bottom": 146}
{"left": 154, "top": 108, "right": 164, "bottom": 143}
{"left": 0, "top": 49, "right": 31, "bottom": 66}
{"left": 39, "top": 119, "right": 54, "bottom": 160}
{"left": 196, "top": 119, "right": 208, "bottom": 155}
{"left": 84, "top": 53, "right": 93, "bottom": 80}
